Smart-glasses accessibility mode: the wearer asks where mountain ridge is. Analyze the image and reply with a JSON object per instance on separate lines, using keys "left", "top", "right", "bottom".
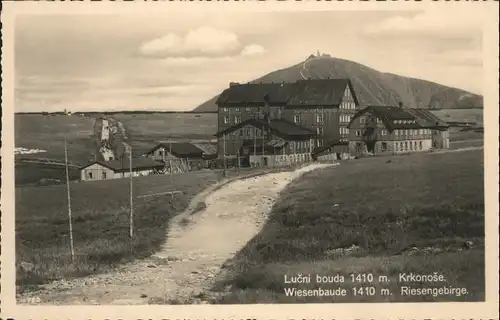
{"left": 193, "top": 56, "right": 483, "bottom": 112}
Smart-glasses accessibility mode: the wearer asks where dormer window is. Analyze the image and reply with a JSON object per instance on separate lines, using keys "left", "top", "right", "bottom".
{"left": 294, "top": 114, "right": 301, "bottom": 124}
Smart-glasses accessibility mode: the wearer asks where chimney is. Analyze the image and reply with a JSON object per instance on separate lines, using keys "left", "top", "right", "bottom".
{"left": 229, "top": 82, "right": 239, "bottom": 88}
{"left": 398, "top": 101, "right": 404, "bottom": 108}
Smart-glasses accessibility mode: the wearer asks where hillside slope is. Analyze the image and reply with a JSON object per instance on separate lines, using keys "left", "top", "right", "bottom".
{"left": 194, "top": 56, "right": 483, "bottom": 112}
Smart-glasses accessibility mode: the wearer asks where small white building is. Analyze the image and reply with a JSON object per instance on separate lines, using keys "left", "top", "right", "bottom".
{"left": 80, "top": 158, "right": 165, "bottom": 182}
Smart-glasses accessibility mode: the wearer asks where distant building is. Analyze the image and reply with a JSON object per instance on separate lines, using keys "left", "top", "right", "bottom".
{"left": 347, "top": 104, "right": 450, "bottom": 157}
{"left": 79, "top": 158, "right": 165, "bottom": 181}
{"left": 215, "top": 79, "right": 360, "bottom": 166}
{"left": 143, "top": 142, "right": 217, "bottom": 171}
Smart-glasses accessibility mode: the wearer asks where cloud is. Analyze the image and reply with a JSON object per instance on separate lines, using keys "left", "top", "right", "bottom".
{"left": 364, "top": 10, "right": 482, "bottom": 38}
{"left": 139, "top": 26, "right": 242, "bottom": 58}
{"left": 157, "top": 56, "right": 234, "bottom": 67}
{"left": 428, "top": 49, "right": 482, "bottom": 67}
{"left": 241, "top": 44, "right": 266, "bottom": 56}
{"left": 138, "top": 26, "right": 266, "bottom": 62}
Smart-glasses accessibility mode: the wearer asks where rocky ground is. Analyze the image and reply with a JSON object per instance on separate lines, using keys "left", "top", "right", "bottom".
{"left": 18, "top": 163, "right": 332, "bottom": 305}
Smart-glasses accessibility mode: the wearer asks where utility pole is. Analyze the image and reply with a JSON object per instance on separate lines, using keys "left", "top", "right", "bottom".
{"left": 236, "top": 150, "right": 240, "bottom": 173}
{"left": 64, "top": 135, "right": 75, "bottom": 263}
{"left": 129, "top": 145, "right": 134, "bottom": 238}
{"left": 273, "top": 145, "right": 276, "bottom": 168}
{"left": 223, "top": 133, "right": 227, "bottom": 176}
{"left": 169, "top": 139, "right": 174, "bottom": 201}
{"left": 253, "top": 127, "right": 257, "bottom": 167}
{"left": 261, "top": 125, "right": 265, "bottom": 167}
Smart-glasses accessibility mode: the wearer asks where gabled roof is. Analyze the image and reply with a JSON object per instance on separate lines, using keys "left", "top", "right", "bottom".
{"left": 191, "top": 142, "right": 217, "bottom": 155}
{"left": 144, "top": 142, "right": 205, "bottom": 158}
{"left": 286, "top": 79, "right": 358, "bottom": 107}
{"left": 348, "top": 106, "right": 449, "bottom": 131}
{"left": 216, "top": 78, "right": 359, "bottom": 107}
{"left": 80, "top": 158, "right": 164, "bottom": 172}
{"left": 311, "top": 140, "right": 349, "bottom": 156}
{"left": 215, "top": 119, "right": 316, "bottom": 140}
{"left": 216, "top": 83, "right": 295, "bottom": 106}
{"left": 405, "top": 108, "right": 449, "bottom": 128}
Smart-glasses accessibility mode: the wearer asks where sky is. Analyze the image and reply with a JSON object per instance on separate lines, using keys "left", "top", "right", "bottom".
{"left": 14, "top": 9, "right": 483, "bottom": 112}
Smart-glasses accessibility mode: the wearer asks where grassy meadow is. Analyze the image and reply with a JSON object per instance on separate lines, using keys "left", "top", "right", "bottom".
{"left": 15, "top": 114, "right": 98, "bottom": 164}
{"left": 431, "top": 108, "right": 483, "bottom": 125}
{"left": 16, "top": 165, "right": 290, "bottom": 294}
{"left": 212, "top": 150, "right": 485, "bottom": 303}
{"left": 16, "top": 170, "right": 221, "bottom": 292}
{"left": 112, "top": 113, "right": 218, "bottom": 155}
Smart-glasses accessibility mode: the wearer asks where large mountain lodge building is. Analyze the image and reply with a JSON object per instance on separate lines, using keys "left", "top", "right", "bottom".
{"left": 215, "top": 79, "right": 359, "bottom": 166}
{"left": 347, "top": 104, "right": 450, "bottom": 157}
{"left": 215, "top": 79, "right": 450, "bottom": 166}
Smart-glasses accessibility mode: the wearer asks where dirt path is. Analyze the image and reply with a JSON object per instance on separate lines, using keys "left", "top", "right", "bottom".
{"left": 19, "top": 163, "right": 332, "bottom": 305}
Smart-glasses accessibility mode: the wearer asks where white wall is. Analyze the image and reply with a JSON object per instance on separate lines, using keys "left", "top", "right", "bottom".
{"left": 81, "top": 163, "right": 157, "bottom": 181}
{"left": 249, "top": 153, "right": 312, "bottom": 167}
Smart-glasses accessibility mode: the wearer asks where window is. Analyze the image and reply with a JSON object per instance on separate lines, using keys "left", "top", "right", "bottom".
{"left": 377, "top": 118, "right": 382, "bottom": 123}
{"left": 224, "top": 116, "right": 230, "bottom": 124}
{"left": 317, "top": 127, "right": 323, "bottom": 135}
{"left": 356, "top": 130, "right": 361, "bottom": 136}
{"left": 318, "top": 140, "right": 324, "bottom": 147}
{"left": 381, "top": 129, "right": 387, "bottom": 136}
{"left": 360, "top": 118, "right": 365, "bottom": 124}
{"left": 102, "top": 171, "right": 107, "bottom": 179}
{"left": 381, "top": 142, "right": 387, "bottom": 152}
{"left": 239, "top": 129, "right": 244, "bottom": 137}
{"left": 316, "top": 113, "right": 324, "bottom": 123}
{"left": 245, "top": 107, "right": 251, "bottom": 112}
{"left": 414, "top": 141, "right": 418, "bottom": 150}
{"left": 404, "top": 142, "right": 408, "bottom": 151}
{"left": 88, "top": 172, "right": 93, "bottom": 179}
{"left": 235, "top": 108, "right": 240, "bottom": 112}
{"left": 246, "top": 128, "right": 251, "bottom": 136}
{"left": 223, "top": 107, "right": 229, "bottom": 112}
{"left": 395, "top": 143, "right": 399, "bottom": 152}
{"left": 294, "top": 114, "right": 301, "bottom": 123}
{"left": 234, "top": 116, "right": 242, "bottom": 124}
{"left": 419, "top": 141, "right": 423, "bottom": 150}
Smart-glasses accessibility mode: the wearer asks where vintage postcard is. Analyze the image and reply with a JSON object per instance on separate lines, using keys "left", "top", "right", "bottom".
{"left": 1, "top": 1, "right": 498, "bottom": 319}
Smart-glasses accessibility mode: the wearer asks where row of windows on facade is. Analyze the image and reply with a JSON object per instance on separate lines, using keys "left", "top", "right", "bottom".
{"left": 359, "top": 117, "right": 383, "bottom": 124}
{"left": 354, "top": 128, "right": 433, "bottom": 137}
{"left": 87, "top": 171, "right": 106, "bottom": 179}
{"left": 221, "top": 102, "right": 356, "bottom": 113}
{"left": 356, "top": 140, "right": 424, "bottom": 153}
{"left": 359, "top": 118, "right": 418, "bottom": 125}
{"left": 395, "top": 140, "right": 424, "bottom": 152}
{"left": 340, "top": 102, "right": 356, "bottom": 110}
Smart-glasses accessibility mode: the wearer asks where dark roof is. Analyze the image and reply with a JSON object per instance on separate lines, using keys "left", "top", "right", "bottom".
{"left": 145, "top": 142, "right": 205, "bottom": 158}
{"left": 405, "top": 108, "right": 449, "bottom": 128}
{"left": 216, "top": 83, "right": 295, "bottom": 105}
{"left": 286, "top": 79, "right": 355, "bottom": 107}
{"left": 216, "top": 79, "right": 358, "bottom": 107}
{"left": 216, "top": 119, "right": 316, "bottom": 140}
{"left": 348, "top": 106, "right": 449, "bottom": 131}
{"left": 311, "top": 140, "right": 349, "bottom": 156}
{"left": 80, "top": 158, "right": 164, "bottom": 172}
